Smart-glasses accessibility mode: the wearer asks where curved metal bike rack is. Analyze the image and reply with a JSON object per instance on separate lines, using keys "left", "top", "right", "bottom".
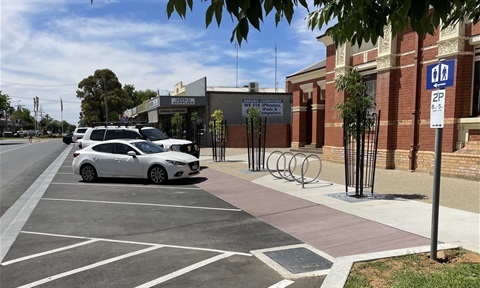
{"left": 266, "top": 151, "right": 324, "bottom": 188}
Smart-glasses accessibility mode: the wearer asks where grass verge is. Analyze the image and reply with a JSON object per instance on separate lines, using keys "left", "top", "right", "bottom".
{"left": 345, "top": 248, "right": 480, "bottom": 288}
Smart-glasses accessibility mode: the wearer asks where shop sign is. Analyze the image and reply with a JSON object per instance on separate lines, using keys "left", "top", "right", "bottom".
{"left": 242, "top": 99, "right": 283, "bottom": 116}
{"left": 171, "top": 98, "right": 195, "bottom": 105}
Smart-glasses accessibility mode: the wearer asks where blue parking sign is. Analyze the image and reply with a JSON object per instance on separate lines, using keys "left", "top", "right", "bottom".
{"left": 426, "top": 60, "right": 455, "bottom": 90}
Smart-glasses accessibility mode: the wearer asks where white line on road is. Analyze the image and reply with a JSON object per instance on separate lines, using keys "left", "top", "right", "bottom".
{"left": 268, "top": 280, "right": 295, "bottom": 288}
{"left": 17, "top": 246, "right": 162, "bottom": 288}
{"left": 135, "top": 253, "right": 234, "bottom": 288}
{"left": 20, "top": 231, "right": 252, "bottom": 257}
{"left": 1, "top": 239, "right": 99, "bottom": 266}
{"left": 49, "top": 182, "right": 203, "bottom": 190}
{"left": 0, "top": 143, "right": 28, "bottom": 154}
{"left": 0, "top": 145, "right": 72, "bottom": 262}
{"left": 42, "top": 197, "right": 242, "bottom": 212}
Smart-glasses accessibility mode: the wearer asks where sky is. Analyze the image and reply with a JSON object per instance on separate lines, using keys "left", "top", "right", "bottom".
{"left": 1, "top": 0, "right": 328, "bottom": 126}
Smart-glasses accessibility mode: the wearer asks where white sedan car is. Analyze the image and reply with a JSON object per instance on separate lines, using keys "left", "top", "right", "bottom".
{"left": 72, "top": 139, "right": 200, "bottom": 184}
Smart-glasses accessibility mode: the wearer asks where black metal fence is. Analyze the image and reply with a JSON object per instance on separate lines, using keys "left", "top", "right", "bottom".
{"left": 211, "top": 120, "right": 226, "bottom": 162}
{"left": 246, "top": 117, "right": 267, "bottom": 171}
{"left": 344, "top": 110, "right": 381, "bottom": 197}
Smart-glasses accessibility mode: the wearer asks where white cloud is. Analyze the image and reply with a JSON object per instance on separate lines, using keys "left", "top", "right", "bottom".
{"left": 1, "top": 1, "right": 328, "bottom": 126}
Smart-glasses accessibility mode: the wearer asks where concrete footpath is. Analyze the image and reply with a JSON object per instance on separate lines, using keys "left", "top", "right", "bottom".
{"left": 197, "top": 148, "right": 479, "bottom": 287}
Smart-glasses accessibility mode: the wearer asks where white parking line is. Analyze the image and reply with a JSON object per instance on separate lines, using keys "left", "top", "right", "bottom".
{"left": 0, "top": 145, "right": 72, "bottom": 262}
{"left": 42, "top": 198, "right": 242, "bottom": 212}
{"left": 17, "top": 246, "right": 162, "bottom": 288}
{"left": 49, "top": 182, "right": 203, "bottom": 190}
{"left": 268, "top": 280, "right": 295, "bottom": 288}
{"left": 135, "top": 253, "right": 234, "bottom": 288}
{"left": 1, "top": 239, "right": 99, "bottom": 266}
{"left": 20, "top": 231, "right": 252, "bottom": 257}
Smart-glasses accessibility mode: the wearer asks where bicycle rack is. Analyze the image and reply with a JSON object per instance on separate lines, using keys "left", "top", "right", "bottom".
{"left": 266, "top": 151, "right": 327, "bottom": 188}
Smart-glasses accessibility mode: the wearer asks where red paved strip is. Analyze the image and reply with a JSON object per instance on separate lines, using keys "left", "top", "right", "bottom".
{"left": 196, "top": 168, "right": 431, "bottom": 258}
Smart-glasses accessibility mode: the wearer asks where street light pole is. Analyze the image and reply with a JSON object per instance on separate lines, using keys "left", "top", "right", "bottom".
{"left": 103, "top": 77, "right": 109, "bottom": 124}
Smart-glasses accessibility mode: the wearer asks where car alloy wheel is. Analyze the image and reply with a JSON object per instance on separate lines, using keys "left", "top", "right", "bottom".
{"left": 149, "top": 165, "right": 167, "bottom": 184}
{"left": 81, "top": 164, "right": 98, "bottom": 182}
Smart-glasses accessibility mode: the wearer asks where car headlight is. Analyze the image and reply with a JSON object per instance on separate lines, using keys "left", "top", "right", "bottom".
{"left": 166, "top": 160, "right": 186, "bottom": 166}
{"left": 194, "top": 144, "right": 199, "bottom": 151}
{"left": 170, "top": 145, "right": 181, "bottom": 151}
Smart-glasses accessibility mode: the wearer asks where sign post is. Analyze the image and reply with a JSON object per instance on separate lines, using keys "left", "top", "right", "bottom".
{"left": 427, "top": 58, "right": 453, "bottom": 260}
{"left": 430, "top": 89, "right": 445, "bottom": 260}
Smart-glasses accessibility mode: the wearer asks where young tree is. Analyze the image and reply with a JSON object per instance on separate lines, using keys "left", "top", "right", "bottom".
{"left": 162, "top": 0, "right": 479, "bottom": 47}
{"left": 209, "top": 109, "right": 225, "bottom": 139}
{"left": 334, "top": 69, "right": 376, "bottom": 138}
{"left": 171, "top": 112, "right": 184, "bottom": 138}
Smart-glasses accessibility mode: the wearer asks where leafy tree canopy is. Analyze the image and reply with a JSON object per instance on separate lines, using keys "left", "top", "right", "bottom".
{"left": 162, "top": 0, "right": 479, "bottom": 47}
{"left": 0, "top": 91, "right": 11, "bottom": 112}
{"left": 12, "top": 108, "right": 35, "bottom": 129}
{"left": 76, "top": 69, "right": 131, "bottom": 126}
{"left": 123, "top": 85, "right": 158, "bottom": 107}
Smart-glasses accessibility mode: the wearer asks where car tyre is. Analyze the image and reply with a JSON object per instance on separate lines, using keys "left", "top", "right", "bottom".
{"left": 148, "top": 165, "right": 167, "bottom": 184}
{"left": 81, "top": 164, "right": 98, "bottom": 182}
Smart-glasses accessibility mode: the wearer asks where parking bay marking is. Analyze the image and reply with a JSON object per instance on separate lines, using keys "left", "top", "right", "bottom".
{"left": 135, "top": 253, "right": 234, "bottom": 288}
{"left": 268, "top": 280, "right": 295, "bottom": 288}
{"left": 1, "top": 239, "right": 99, "bottom": 266}
{"left": 49, "top": 182, "right": 203, "bottom": 190}
{"left": 41, "top": 198, "right": 242, "bottom": 212}
{"left": 17, "top": 245, "right": 162, "bottom": 288}
{"left": 18, "top": 231, "right": 252, "bottom": 257}
{"left": 8, "top": 231, "right": 296, "bottom": 288}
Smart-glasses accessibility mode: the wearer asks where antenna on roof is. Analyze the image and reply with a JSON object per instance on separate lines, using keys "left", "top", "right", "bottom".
{"left": 235, "top": 41, "right": 239, "bottom": 88}
{"left": 275, "top": 43, "right": 278, "bottom": 92}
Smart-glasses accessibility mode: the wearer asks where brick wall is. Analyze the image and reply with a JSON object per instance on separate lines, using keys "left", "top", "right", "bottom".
{"left": 225, "top": 124, "right": 290, "bottom": 148}
{"left": 323, "top": 146, "right": 479, "bottom": 180}
{"left": 472, "top": 22, "right": 480, "bottom": 35}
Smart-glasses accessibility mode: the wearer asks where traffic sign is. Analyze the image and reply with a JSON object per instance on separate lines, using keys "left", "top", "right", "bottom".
{"left": 426, "top": 60, "right": 455, "bottom": 90}
{"left": 430, "top": 89, "right": 445, "bottom": 128}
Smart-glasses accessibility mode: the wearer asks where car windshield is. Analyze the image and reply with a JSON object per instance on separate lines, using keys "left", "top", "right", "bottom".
{"left": 132, "top": 141, "right": 166, "bottom": 154}
{"left": 141, "top": 128, "right": 170, "bottom": 141}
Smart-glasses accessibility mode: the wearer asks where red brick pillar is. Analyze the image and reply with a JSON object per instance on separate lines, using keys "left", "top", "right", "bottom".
{"left": 311, "top": 85, "right": 325, "bottom": 147}
{"left": 291, "top": 90, "right": 307, "bottom": 149}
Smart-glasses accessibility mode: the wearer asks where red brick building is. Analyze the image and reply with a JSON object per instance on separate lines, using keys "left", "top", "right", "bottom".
{"left": 287, "top": 22, "right": 480, "bottom": 180}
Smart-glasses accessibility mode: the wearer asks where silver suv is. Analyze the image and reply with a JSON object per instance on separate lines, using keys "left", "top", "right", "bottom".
{"left": 72, "top": 127, "right": 88, "bottom": 142}
{"left": 77, "top": 125, "right": 200, "bottom": 158}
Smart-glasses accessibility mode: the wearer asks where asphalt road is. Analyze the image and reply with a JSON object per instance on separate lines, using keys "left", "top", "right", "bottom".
{"left": 0, "top": 139, "right": 325, "bottom": 287}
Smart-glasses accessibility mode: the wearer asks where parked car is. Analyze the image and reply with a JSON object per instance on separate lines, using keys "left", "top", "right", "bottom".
{"left": 72, "top": 139, "right": 200, "bottom": 184}
{"left": 77, "top": 124, "right": 200, "bottom": 158}
{"left": 63, "top": 132, "right": 74, "bottom": 144}
{"left": 72, "top": 127, "right": 88, "bottom": 142}
{"left": 14, "top": 131, "right": 25, "bottom": 138}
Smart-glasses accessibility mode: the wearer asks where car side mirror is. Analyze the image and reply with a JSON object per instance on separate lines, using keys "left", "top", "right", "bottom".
{"left": 127, "top": 151, "right": 136, "bottom": 157}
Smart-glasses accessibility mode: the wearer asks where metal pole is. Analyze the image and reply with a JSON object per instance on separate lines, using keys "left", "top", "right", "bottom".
{"left": 430, "top": 127, "right": 443, "bottom": 260}
{"left": 103, "top": 77, "right": 109, "bottom": 124}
